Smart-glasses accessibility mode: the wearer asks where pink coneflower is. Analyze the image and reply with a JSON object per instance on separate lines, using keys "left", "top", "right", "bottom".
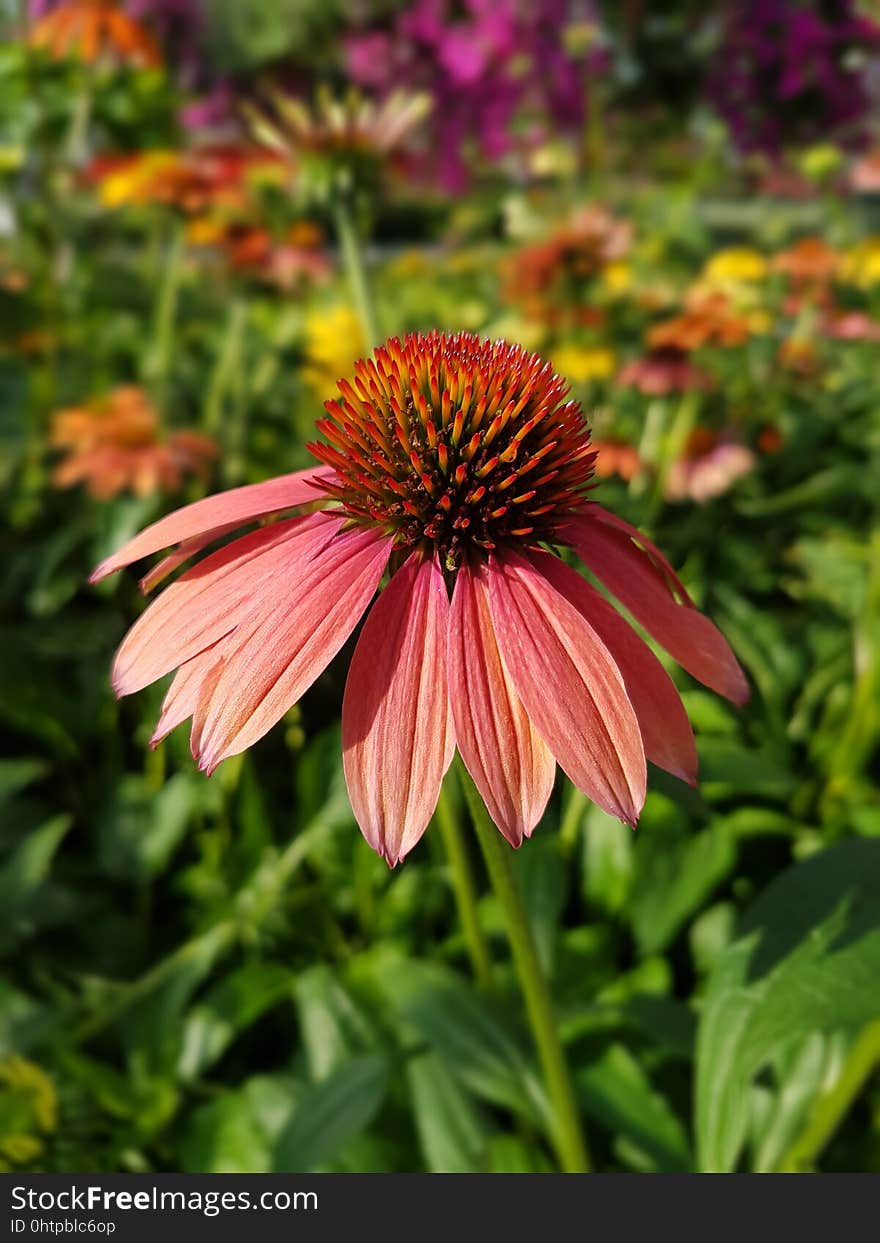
{"left": 93, "top": 333, "right": 747, "bottom": 864}
{"left": 665, "top": 427, "right": 755, "bottom": 504}
{"left": 615, "top": 348, "right": 714, "bottom": 397}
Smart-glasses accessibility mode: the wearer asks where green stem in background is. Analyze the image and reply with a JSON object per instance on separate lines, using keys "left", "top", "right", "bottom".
{"left": 332, "top": 197, "right": 380, "bottom": 351}
{"left": 557, "top": 787, "right": 587, "bottom": 861}
{"left": 777, "top": 1019, "right": 880, "bottom": 1172}
{"left": 823, "top": 529, "right": 880, "bottom": 812}
{"left": 204, "top": 299, "right": 246, "bottom": 435}
{"left": 645, "top": 388, "right": 701, "bottom": 527}
{"left": 144, "top": 222, "right": 186, "bottom": 415}
{"left": 435, "top": 773, "right": 495, "bottom": 993}
{"left": 66, "top": 63, "right": 96, "bottom": 167}
{"left": 456, "top": 758, "right": 591, "bottom": 1173}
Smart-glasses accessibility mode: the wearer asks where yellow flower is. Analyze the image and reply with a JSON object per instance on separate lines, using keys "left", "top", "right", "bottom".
{"left": 98, "top": 152, "right": 178, "bottom": 208}
{"left": 702, "top": 248, "right": 768, "bottom": 285}
{"left": 304, "top": 304, "right": 366, "bottom": 398}
{"left": 386, "top": 249, "right": 434, "bottom": 280}
{"left": 483, "top": 315, "right": 546, "bottom": 352}
{"left": 747, "top": 308, "right": 773, "bottom": 334}
{"left": 839, "top": 238, "right": 880, "bottom": 288}
{"left": 551, "top": 344, "right": 616, "bottom": 383}
{"left": 601, "top": 261, "right": 632, "bottom": 295}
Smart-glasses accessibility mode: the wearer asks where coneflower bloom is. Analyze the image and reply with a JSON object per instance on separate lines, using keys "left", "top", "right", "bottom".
{"left": 29, "top": 0, "right": 161, "bottom": 68}
{"left": 246, "top": 86, "right": 431, "bottom": 192}
{"left": 647, "top": 292, "right": 753, "bottom": 352}
{"left": 51, "top": 387, "right": 216, "bottom": 499}
{"left": 93, "top": 333, "right": 748, "bottom": 864}
{"left": 665, "top": 428, "right": 755, "bottom": 503}
{"left": 616, "top": 348, "right": 714, "bottom": 397}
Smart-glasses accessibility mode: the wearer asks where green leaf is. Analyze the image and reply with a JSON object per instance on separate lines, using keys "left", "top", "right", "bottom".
{"left": 293, "top": 965, "right": 378, "bottom": 1081}
{"left": 0, "top": 814, "right": 71, "bottom": 946}
{"left": 577, "top": 1043, "right": 692, "bottom": 1172}
{"left": 0, "top": 759, "right": 48, "bottom": 804}
{"left": 581, "top": 804, "right": 634, "bottom": 916}
{"left": 696, "top": 840, "right": 880, "bottom": 1172}
{"left": 180, "top": 1091, "right": 272, "bottom": 1174}
{"left": 629, "top": 815, "right": 736, "bottom": 954}
{"left": 371, "top": 956, "right": 548, "bottom": 1126}
{"left": 273, "top": 1055, "right": 388, "bottom": 1172}
{"left": 99, "top": 773, "right": 197, "bottom": 881}
{"left": 406, "top": 1051, "right": 488, "bottom": 1173}
{"left": 697, "top": 740, "right": 797, "bottom": 803}
{"left": 178, "top": 963, "right": 292, "bottom": 1081}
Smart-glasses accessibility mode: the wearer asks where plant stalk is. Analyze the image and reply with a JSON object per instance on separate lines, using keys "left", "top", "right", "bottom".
{"left": 457, "top": 758, "right": 591, "bottom": 1173}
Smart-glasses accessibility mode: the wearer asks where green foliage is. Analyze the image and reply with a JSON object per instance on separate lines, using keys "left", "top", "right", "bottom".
{"left": 1, "top": 26, "right": 878, "bottom": 1173}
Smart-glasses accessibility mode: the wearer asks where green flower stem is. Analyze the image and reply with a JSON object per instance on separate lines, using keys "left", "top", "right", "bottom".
{"left": 646, "top": 389, "right": 701, "bottom": 525}
{"left": 203, "top": 297, "right": 246, "bottom": 437}
{"left": 777, "top": 1019, "right": 880, "bottom": 1172}
{"left": 558, "top": 788, "right": 588, "bottom": 860}
{"left": 332, "top": 198, "right": 380, "bottom": 351}
{"left": 435, "top": 774, "right": 495, "bottom": 993}
{"left": 456, "top": 758, "right": 591, "bottom": 1173}
{"left": 145, "top": 221, "right": 186, "bottom": 415}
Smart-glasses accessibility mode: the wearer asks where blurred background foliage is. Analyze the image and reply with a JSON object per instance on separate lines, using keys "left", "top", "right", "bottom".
{"left": 0, "top": 0, "right": 879, "bottom": 1174}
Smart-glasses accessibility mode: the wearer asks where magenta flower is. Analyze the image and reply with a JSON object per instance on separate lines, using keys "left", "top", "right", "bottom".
{"left": 344, "top": 0, "right": 595, "bottom": 191}
{"left": 94, "top": 333, "right": 747, "bottom": 864}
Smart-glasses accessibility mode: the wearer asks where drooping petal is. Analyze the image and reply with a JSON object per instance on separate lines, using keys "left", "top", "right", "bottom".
{"left": 149, "top": 644, "right": 222, "bottom": 747}
{"left": 448, "top": 560, "right": 554, "bottom": 845}
{"left": 112, "top": 512, "right": 338, "bottom": 697}
{"left": 487, "top": 549, "right": 646, "bottom": 825}
{"left": 194, "top": 524, "right": 392, "bottom": 773}
{"left": 564, "top": 509, "right": 749, "bottom": 706}
{"left": 90, "top": 465, "right": 334, "bottom": 583}
{"left": 138, "top": 528, "right": 239, "bottom": 594}
{"left": 534, "top": 552, "right": 697, "bottom": 785}
{"left": 342, "top": 552, "right": 453, "bottom": 866}
{"left": 586, "top": 504, "right": 694, "bottom": 602}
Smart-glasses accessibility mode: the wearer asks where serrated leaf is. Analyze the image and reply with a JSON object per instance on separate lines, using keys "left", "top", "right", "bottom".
{"left": 696, "top": 840, "right": 880, "bottom": 1171}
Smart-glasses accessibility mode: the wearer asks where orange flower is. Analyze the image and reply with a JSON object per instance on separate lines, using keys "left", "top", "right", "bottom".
{"left": 647, "top": 292, "right": 752, "bottom": 352}
{"left": 591, "top": 439, "right": 643, "bottom": 481}
{"left": 186, "top": 220, "right": 331, "bottom": 291}
{"left": 777, "top": 337, "right": 821, "bottom": 378}
{"left": 772, "top": 237, "right": 840, "bottom": 285}
{"left": 30, "top": 0, "right": 161, "bottom": 69}
{"left": 88, "top": 146, "right": 283, "bottom": 215}
{"left": 502, "top": 206, "right": 632, "bottom": 321}
{"left": 50, "top": 387, "right": 216, "bottom": 499}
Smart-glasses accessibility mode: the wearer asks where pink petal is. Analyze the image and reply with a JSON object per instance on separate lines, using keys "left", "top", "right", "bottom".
{"left": 448, "top": 560, "right": 554, "bottom": 845}
{"left": 585, "top": 504, "right": 694, "bottom": 603}
{"left": 90, "top": 465, "right": 334, "bottom": 583}
{"left": 149, "top": 644, "right": 222, "bottom": 746}
{"left": 194, "top": 524, "right": 392, "bottom": 773}
{"left": 565, "top": 509, "right": 749, "bottom": 706}
{"left": 113, "top": 512, "right": 339, "bottom": 697}
{"left": 534, "top": 553, "right": 697, "bottom": 785}
{"left": 487, "top": 549, "right": 646, "bottom": 826}
{"left": 138, "top": 529, "right": 238, "bottom": 594}
{"left": 342, "top": 552, "right": 454, "bottom": 866}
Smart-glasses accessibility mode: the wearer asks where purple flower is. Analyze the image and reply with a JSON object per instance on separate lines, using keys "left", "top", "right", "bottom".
{"left": 709, "top": 0, "right": 880, "bottom": 155}
{"left": 345, "top": 0, "right": 602, "bottom": 191}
